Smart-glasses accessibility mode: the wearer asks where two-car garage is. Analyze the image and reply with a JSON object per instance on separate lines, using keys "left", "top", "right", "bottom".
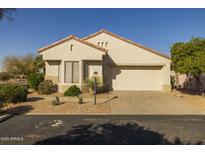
{"left": 111, "top": 66, "right": 163, "bottom": 91}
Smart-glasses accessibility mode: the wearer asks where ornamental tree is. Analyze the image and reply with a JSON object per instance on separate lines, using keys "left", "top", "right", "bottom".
{"left": 170, "top": 37, "right": 205, "bottom": 91}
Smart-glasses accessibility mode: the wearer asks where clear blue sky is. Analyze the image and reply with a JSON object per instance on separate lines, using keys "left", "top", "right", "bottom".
{"left": 0, "top": 8, "right": 205, "bottom": 69}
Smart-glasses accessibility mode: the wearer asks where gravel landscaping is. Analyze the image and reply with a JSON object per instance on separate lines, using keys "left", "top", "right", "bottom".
{"left": 1, "top": 89, "right": 205, "bottom": 115}
{"left": 1, "top": 91, "right": 112, "bottom": 115}
{"left": 171, "top": 90, "right": 205, "bottom": 111}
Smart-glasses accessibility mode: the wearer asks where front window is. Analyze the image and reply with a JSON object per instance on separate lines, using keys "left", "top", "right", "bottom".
{"left": 65, "top": 61, "right": 79, "bottom": 83}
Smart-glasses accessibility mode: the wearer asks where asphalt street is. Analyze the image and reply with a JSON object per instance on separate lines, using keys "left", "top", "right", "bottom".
{"left": 0, "top": 115, "right": 205, "bottom": 145}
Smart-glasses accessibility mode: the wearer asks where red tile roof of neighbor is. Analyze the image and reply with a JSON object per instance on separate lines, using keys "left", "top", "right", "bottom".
{"left": 38, "top": 35, "right": 108, "bottom": 53}
{"left": 82, "top": 29, "right": 170, "bottom": 60}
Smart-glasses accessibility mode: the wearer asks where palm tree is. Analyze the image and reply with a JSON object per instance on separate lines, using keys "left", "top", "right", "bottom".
{"left": 0, "top": 9, "right": 16, "bottom": 21}
{"left": 32, "top": 55, "right": 45, "bottom": 73}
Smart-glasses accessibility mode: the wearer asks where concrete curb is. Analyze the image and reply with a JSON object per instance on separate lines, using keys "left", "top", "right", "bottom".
{"left": 26, "top": 113, "right": 112, "bottom": 115}
{"left": 0, "top": 113, "right": 14, "bottom": 123}
{"left": 25, "top": 113, "right": 205, "bottom": 115}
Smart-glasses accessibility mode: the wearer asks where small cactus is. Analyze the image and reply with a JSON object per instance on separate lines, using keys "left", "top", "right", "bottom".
{"left": 52, "top": 96, "right": 60, "bottom": 106}
{"left": 78, "top": 95, "right": 83, "bottom": 104}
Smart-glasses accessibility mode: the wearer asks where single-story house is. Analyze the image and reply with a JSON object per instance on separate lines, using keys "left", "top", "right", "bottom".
{"left": 38, "top": 29, "right": 171, "bottom": 93}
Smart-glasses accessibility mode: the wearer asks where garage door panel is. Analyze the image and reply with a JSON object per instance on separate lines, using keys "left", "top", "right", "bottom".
{"left": 111, "top": 66, "right": 162, "bottom": 90}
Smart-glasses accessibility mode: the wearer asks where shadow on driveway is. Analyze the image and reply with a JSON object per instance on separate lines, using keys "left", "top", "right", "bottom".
{"left": 35, "top": 122, "right": 203, "bottom": 145}
{"left": 103, "top": 96, "right": 118, "bottom": 103}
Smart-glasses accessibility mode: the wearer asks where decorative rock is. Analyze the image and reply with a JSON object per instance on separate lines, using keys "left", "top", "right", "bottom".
{"left": 176, "top": 94, "right": 183, "bottom": 97}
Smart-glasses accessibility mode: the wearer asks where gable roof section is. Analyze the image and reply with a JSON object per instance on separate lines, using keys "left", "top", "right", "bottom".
{"left": 38, "top": 35, "right": 107, "bottom": 53}
{"left": 82, "top": 29, "right": 170, "bottom": 60}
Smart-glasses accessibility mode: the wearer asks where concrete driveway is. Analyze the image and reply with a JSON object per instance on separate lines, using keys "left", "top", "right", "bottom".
{"left": 109, "top": 91, "right": 205, "bottom": 115}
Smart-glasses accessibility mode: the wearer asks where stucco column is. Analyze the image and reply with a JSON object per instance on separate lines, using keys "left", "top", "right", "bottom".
{"left": 61, "top": 60, "right": 65, "bottom": 83}
{"left": 79, "top": 60, "right": 83, "bottom": 89}
{"left": 162, "top": 63, "right": 171, "bottom": 91}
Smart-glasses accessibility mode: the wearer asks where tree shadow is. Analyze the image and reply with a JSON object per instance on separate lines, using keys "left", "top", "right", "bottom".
{"left": 26, "top": 97, "right": 44, "bottom": 102}
{"left": 173, "top": 137, "right": 203, "bottom": 145}
{"left": 35, "top": 122, "right": 203, "bottom": 145}
{"left": 4, "top": 105, "right": 33, "bottom": 115}
{"left": 176, "top": 89, "right": 203, "bottom": 96}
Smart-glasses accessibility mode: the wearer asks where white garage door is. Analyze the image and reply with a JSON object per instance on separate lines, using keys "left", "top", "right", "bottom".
{"left": 111, "top": 66, "right": 162, "bottom": 90}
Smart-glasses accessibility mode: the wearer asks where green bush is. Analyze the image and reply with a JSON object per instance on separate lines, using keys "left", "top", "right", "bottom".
{"left": 0, "top": 72, "right": 11, "bottom": 82}
{"left": 64, "top": 85, "right": 81, "bottom": 97}
{"left": 0, "top": 85, "right": 28, "bottom": 103}
{"left": 38, "top": 80, "right": 58, "bottom": 95}
{"left": 27, "top": 73, "right": 44, "bottom": 90}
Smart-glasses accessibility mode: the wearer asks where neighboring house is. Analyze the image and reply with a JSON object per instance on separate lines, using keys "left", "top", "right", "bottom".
{"left": 38, "top": 29, "right": 171, "bottom": 93}
{"left": 171, "top": 71, "right": 205, "bottom": 90}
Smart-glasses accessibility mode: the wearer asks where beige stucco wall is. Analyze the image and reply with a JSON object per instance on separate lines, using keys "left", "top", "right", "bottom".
{"left": 41, "top": 39, "right": 105, "bottom": 92}
{"left": 41, "top": 39, "right": 104, "bottom": 61}
{"left": 87, "top": 61, "right": 102, "bottom": 78}
{"left": 45, "top": 76, "right": 59, "bottom": 84}
{"left": 46, "top": 61, "right": 59, "bottom": 76}
{"left": 45, "top": 61, "right": 60, "bottom": 83}
{"left": 86, "top": 33, "right": 170, "bottom": 64}
{"left": 58, "top": 83, "right": 81, "bottom": 93}
{"left": 86, "top": 33, "right": 171, "bottom": 91}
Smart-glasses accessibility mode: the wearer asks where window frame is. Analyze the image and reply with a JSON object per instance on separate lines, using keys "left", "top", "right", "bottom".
{"left": 64, "top": 61, "right": 79, "bottom": 84}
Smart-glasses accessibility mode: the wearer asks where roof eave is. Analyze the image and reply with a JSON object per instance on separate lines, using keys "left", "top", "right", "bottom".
{"left": 38, "top": 35, "right": 107, "bottom": 53}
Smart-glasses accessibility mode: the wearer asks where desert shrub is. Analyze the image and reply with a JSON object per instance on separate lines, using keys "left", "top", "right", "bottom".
{"left": 0, "top": 72, "right": 11, "bottom": 82}
{"left": 87, "top": 78, "right": 95, "bottom": 90}
{"left": 27, "top": 73, "right": 44, "bottom": 90}
{"left": 0, "top": 85, "right": 28, "bottom": 103}
{"left": 86, "top": 77, "right": 104, "bottom": 94}
{"left": 87, "top": 77, "right": 101, "bottom": 90}
{"left": 38, "top": 80, "right": 58, "bottom": 95}
{"left": 64, "top": 85, "right": 81, "bottom": 97}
